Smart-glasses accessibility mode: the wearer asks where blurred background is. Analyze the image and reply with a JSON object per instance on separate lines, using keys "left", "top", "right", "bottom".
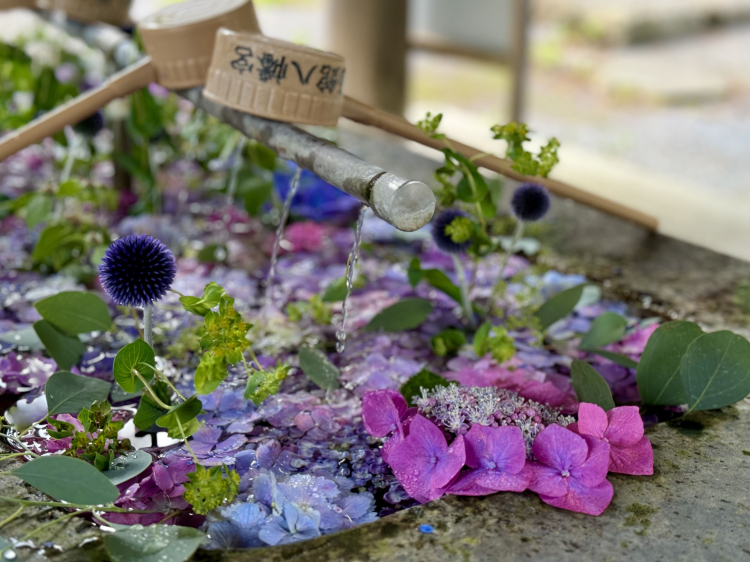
{"left": 3, "top": 0, "right": 750, "bottom": 260}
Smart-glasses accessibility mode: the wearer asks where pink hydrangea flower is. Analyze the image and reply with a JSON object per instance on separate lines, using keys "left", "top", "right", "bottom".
{"left": 447, "top": 425, "right": 530, "bottom": 496}
{"left": 282, "top": 222, "right": 329, "bottom": 254}
{"left": 567, "top": 403, "right": 653, "bottom": 476}
{"left": 386, "top": 414, "right": 465, "bottom": 503}
{"left": 528, "top": 424, "right": 613, "bottom": 516}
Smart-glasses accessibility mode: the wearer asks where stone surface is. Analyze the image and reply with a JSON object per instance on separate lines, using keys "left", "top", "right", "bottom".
{"left": 7, "top": 132, "right": 750, "bottom": 561}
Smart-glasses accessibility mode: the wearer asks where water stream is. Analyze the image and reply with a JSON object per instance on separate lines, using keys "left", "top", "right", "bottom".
{"left": 335, "top": 206, "right": 367, "bottom": 353}
{"left": 263, "top": 166, "right": 303, "bottom": 318}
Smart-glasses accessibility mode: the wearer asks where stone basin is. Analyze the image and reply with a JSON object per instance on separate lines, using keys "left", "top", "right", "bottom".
{"left": 3, "top": 131, "right": 750, "bottom": 562}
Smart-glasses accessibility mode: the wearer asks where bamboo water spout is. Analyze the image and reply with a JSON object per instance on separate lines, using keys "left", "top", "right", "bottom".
{"left": 179, "top": 87, "right": 435, "bottom": 232}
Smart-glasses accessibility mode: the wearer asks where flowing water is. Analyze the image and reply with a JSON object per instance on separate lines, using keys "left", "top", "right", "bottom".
{"left": 263, "top": 166, "right": 302, "bottom": 318}
{"left": 335, "top": 206, "right": 367, "bottom": 353}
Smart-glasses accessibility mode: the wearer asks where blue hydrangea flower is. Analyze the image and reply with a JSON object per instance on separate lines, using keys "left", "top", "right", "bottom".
{"left": 511, "top": 183, "right": 550, "bottom": 222}
{"left": 206, "top": 503, "right": 267, "bottom": 549}
{"left": 259, "top": 502, "right": 321, "bottom": 545}
{"left": 274, "top": 164, "right": 361, "bottom": 224}
{"left": 99, "top": 235, "right": 176, "bottom": 307}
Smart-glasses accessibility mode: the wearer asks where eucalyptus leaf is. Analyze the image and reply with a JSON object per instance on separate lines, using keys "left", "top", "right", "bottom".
{"left": 13, "top": 456, "right": 119, "bottom": 505}
{"left": 321, "top": 277, "right": 348, "bottom": 302}
{"left": 25, "top": 194, "right": 52, "bottom": 228}
{"left": 680, "top": 331, "right": 750, "bottom": 412}
{"left": 35, "top": 291, "right": 112, "bottom": 335}
{"left": 570, "top": 360, "right": 615, "bottom": 411}
{"left": 400, "top": 368, "right": 450, "bottom": 407}
{"left": 637, "top": 321, "right": 703, "bottom": 406}
{"left": 579, "top": 312, "right": 628, "bottom": 350}
{"left": 103, "top": 524, "right": 206, "bottom": 562}
{"left": 33, "top": 320, "right": 85, "bottom": 370}
{"left": 45, "top": 371, "right": 111, "bottom": 416}
{"left": 535, "top": 284, "right": 588, "bottom": 330}
{"left": 0, "top": 326, "right": 44, "bottom": 350}
{"left": 113, "top": 339, "right": 156, "bottom": 393}
{"left": 591, "top": 350, "right": 638, "bottom": 369}
{"left": 298, "top": 347, "right": 340, "bottom": 390}
{"left": 101, "top": 451, "right": 153, "bottom": 485}
{"left": 365, "top": 298, "right": 433, "bottom": 332}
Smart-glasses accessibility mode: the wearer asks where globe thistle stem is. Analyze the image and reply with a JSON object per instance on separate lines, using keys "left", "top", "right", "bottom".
{"left": 143, "top": 304, "right": 154, "bottom": 348}
{"left": 451, "top": 254, "right": 475, "bottom": 328}
{"left": 60, "top": 130, "right": 81, "bottom": 183}
{"left": 499, "top": 219, "right": 525, "bottom": 282}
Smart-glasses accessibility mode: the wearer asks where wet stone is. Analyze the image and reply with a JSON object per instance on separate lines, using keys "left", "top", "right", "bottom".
{"left": 11, "top": 132, "right": 750, "bottom": 561}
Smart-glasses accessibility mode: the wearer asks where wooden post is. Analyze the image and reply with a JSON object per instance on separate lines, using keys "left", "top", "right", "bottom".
{"left": 326, "top": 0, "right": 407, "bottom": 115}
{"left": 510, "top": 0, "right": 530, "bottom": 123}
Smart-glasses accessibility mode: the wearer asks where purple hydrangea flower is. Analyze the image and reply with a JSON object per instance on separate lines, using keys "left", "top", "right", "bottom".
{"left": 99, "top": 235, "right": 177, "bottom": 307}
{"left": 527, "top": 424, "right": 613, "bottom": 516}
{"left": 447, "top": 424, "right": 530, "bottom": 495}
{"left": 385, "top": 414, "right": 465, "bottom": 503}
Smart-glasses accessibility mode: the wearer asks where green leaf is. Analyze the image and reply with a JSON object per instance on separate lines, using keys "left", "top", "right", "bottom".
{"left": 407, "top": 258, "right": 423, "bottom": 288}
{"left": 194, "top": 352, "right": 228, "bottom": 395}
{"left": 365, "top": 298, "right": 433, "bottom": 332}
{"left": 680, "top": 331, "right": 750, "bottom": 412}
{"left": 422, "top": 269, "right": 463, "bottom": 305}
{"left": 25, "top": 194, "right": 52, "bottom": 228}
{"left": 473, "top": 321, "right": 492, "bottom": 357}
{"left": 133, "top": 382, "right": 170, "bottom": 430}
{"left": 179, "top": 282, "right": 226, "bottom": 317}
{"left": 103, "top": 524, "right": 206, "bottom": 562}
{"left": 636, "top": 321, "right": 703, "bottom": 406}
{"left": 34, "top": 320, "right": 85, "bottom": 370}
{"left": 13, "top": 456, "right": 119, "bottom": 505}
{"left": 298, "top": 348, "right": 340, "bottom": 390}
{"left": 0, "top": 326, "right": 44, "bottom": 350}
{"left": 35, "top": 291, "right": 112, "bottom": 335}
{"left": 321, "top": 277, "right": 348, "bottom": 302}
{"left": 239, "top": 174, "right": 273, "bottom": 217}
{"left": 430, "top": 328, "right": 467, "bottom": 357}
{"left": 45, "top": 371, "right": 112, "bottom": 416}
{"left": 101, "top": 451, "right": 153, "bottom": 485}
{"left": 156, "top": 396, "right": 203, "bottom": 435}
{"left": 570, "top": 360, "right": 615, "bottom": 410}
{"left": 591, "top": 350, "right": 638, "bottom": 369}
{"left": 32, "top": 224, "right": 70, "bottom": 261}
{"left": 534, "top": 283, "right": 588, "bottom": 330}
{"left": 579, "top": 312, "right": 628, "bottom": 351}
{"left": 113, "top": 339, "right": 156, "bottom": 393}
{"left": 400, "top": 368, "right": 451, "bottom": 407}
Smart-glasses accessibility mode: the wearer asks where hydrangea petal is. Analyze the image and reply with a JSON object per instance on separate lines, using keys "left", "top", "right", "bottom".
{"left": 571, "top": 435, "right": 610, "bottom": 487}
{"left": 605, "top": 406, "right": 645, "bottom": 448}
{"left": 539, "top": 477, "right": 613, "bottom": 516}
{"left": 362, "top": 390, "right": 407, "bottom": 437}
{"left": 528, "top": 463, "right": 568, "bottom": 498}
{"left": 448, "top": 467, "right": 530, "bottom": 495}
{"left": 532, "top": 424, "right": 587, "bottom": 472}
{"left": 577, "top": 403, "right": 608, "bottom": 439}
{"left": 609, "top": 436, "right": 653, "bottom": 475}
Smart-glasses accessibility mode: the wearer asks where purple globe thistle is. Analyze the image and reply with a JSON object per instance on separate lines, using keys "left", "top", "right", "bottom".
{"left": 99, "top": 235, "right": 176, "bottom": 307}
{"left": 74, "top": 111, "right": 105, "bottom": 138}
{"left": 511, "top": 183, "right": 550, "bottom": 222}
{"left": 431, "top": 209, "right": 473, "bottom": 254}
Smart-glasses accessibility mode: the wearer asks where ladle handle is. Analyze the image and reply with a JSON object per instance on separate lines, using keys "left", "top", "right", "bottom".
{"left": 341, "top": 96, "right": 659, "bottom": 232}
{"left": 0, "top": 57, "right": 157, "bottom": 162}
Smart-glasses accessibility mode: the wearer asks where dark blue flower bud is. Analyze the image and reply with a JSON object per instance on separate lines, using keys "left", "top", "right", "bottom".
{"left": 511, "top": 183, "right": 550, "bottom": 222}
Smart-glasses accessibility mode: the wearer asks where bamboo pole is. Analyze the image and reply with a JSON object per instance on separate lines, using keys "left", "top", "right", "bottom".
{"left": 342, "top": 96, "right": 659, "bottom": 231}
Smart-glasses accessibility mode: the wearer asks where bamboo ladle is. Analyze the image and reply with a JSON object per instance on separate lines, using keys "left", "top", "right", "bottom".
{"left": 0, "top": 0, "right": 261, "bottom": 159}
